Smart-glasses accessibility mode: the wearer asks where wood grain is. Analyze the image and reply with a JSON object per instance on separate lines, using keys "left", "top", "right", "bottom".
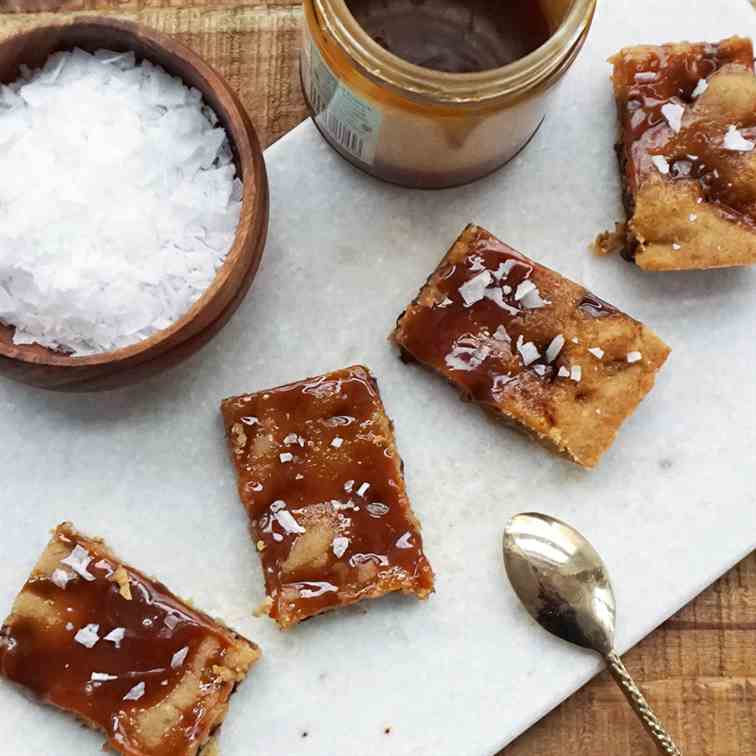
{"left": 0, "top": 3, "right": 307, "bottom": 149}
{"left": 0, "top": 3, "right": 754, "bottom": 752}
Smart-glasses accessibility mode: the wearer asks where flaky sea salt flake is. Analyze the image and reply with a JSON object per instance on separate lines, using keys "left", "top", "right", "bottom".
{"left": 492, "top": 325, "right": 510, "bottom": 343}
{"left": 483, "top": 286, "right": 519, "bottom": 314}
{"left": 332, "top": 537, "right": 350, "bottom": 559}
{"left": 459, "top": 271, "right": 492, "bottom": 306}
{"left": 651, "top": 155, "right": 670, "bottom": 175}
{"left": 691, "top": 78, "right": 708, "bottom": 98}
{"left": 171, "top": 646, "right": 189, "bottom": 669}
{"left": 51, "top": 568, "right": 71, "bottom": 590}
{"left": 276, "top": 509, "right": 306, "bottom": 535}
{"left": 516, "top": 335, "right": 540, "bottom": 366}
{"left": 74, "top": 624, "right": 100, "bottom": 649}
{"left": 545, "top": 334, "right": 565, "bottom": 363}
{"left": 396, "top": 532, "right": 413, "bottom": 549}
{"left": 661, "top": 102, "right": 684, "bottom": 133}
{"left": 356, "top": 482, "right": 370, "bottom": 497}
{"left": 61, "top": 545, "right": 96, "bottom": 582}
{"left": 514, "top": 280, "right": 536, "bottom": 301}
{"left": 367, "top": 502, "right": 390, "bottom": 517}
{"left": 124, "top": 682, "right": 145, "bottom": 701}
{"left": 493, "top": 260, "right": 517, "bottom": 280}
{"left": 723, "top": 125, "right": 754, "bottom": 152}
{"left": 104, "top": 628, "right": 126, "bottom": 648}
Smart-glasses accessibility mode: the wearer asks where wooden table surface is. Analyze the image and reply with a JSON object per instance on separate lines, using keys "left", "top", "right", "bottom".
{"left": 1, "top": 3, "right": 754, "bottom": 754}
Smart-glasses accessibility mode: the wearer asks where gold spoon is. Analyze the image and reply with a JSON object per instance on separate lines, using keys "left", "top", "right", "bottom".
{"left": 503, "top": 512, "right": 682, "bottom": 756}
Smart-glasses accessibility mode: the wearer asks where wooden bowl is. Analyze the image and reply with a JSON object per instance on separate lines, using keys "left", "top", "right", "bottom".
{"left": 0, "top": 17, "right": 269, "bottom": 391}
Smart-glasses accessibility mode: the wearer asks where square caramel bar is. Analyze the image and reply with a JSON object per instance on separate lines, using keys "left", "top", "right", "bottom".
{"left": 0, "top": 523, "right": 259, "bottom": 756}
{"left": 221, "top": 365, "right": 434, "bottom": 629}
{"left": 610, "top": 36, "right": 756, "bottom": 270}
{"left": 392, "top": 225, "right": 670, "bottom": 468}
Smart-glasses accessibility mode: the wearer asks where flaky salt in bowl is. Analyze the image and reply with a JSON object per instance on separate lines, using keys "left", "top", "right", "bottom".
{"left": 0, "top": 18, "right": 268, "bottom": 391}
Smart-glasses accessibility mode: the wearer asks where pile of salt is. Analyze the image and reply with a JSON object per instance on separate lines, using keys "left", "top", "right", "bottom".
{"left": 0, "top": 48, "right": 243, "bottom": 355}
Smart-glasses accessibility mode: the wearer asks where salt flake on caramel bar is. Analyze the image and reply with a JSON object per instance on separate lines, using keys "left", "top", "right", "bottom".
{"left": 391, "top": 225, "right": 670, "bottom": 468}
{"left": 691, "top": 78, "right": 708, "bottom": 97}
{"left": 75, "top": 623, "right": 100, "bottom": 648}
{"left": 61, "top": 545, "right": 96, "bottom": 582}
{"left": 661, "top": 102, "right": 684, "bottom": 133}
{"left": 723, "top": 125, "right": 754, "bottom": 152}
{"left": 104, "top": 627, "right": 125, "bottom": 648}
{"left": 51, "top": 568, "right": 71, "bottom": 589}
{"left": 221, "top": 366, "right": 434, "bottom": 629}
{"left": 459, "top": 270, "right": 492, "bottom": 306}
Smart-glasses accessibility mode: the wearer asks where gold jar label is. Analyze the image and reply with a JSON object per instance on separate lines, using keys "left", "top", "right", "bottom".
{"left": 304, "top": 39, "right": 382, "bottom": 166}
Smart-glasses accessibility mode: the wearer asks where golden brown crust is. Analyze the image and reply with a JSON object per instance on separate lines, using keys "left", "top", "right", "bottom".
{"left": 392, "top": 225, "right": 670, "bottom": 468}
{"left": 631, "top": 174, "right": 756, "bottom": 270}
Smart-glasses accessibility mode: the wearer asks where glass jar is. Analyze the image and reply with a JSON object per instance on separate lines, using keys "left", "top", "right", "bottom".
{"left": 301, "top": 0, "right": 596, "bottom": 189}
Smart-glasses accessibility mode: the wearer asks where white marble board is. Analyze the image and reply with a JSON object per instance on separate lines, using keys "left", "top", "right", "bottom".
{"left": 1, "top": 0, "right": 755, "bottom": 754}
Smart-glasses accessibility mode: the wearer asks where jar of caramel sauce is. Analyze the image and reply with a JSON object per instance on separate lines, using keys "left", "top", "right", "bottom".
{"left": 301, "top": 0, "right": 596, "bottom": 188}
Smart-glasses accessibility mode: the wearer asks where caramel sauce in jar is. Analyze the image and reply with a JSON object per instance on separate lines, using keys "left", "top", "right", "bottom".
{"left": 347, "top": 0, "right": 550, "bottom": 74}
{"left": 301, "top": 0, "right": 596, "bottom": 188}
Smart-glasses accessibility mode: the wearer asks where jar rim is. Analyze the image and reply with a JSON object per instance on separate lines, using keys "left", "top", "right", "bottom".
{"left": 313, "top": 0, "right": 597, "bottom": 103}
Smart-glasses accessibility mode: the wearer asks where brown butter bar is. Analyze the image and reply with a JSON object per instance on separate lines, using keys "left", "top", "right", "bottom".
{"left": 0, "top": 523, "right": 259, "bottom": 756}
{"left": 610, "top": 36, "right": 756, "bottom": 270}
{"left": 392, "top": 225, "right": 670, "bottom": 468}
{"left": 221, "top": 365, "right": 434, "bottom": 630}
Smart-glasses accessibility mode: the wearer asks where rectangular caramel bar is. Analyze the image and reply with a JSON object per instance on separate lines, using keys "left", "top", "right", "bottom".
{"left": 610, "top": 36, "right": 756, "bottom": 270}
{"left": 392, "top": 225, "right": 670, "bottom": 468}
{"left": 221, "top": 365, "right": 434, "bottom": 629}
{"left": 0, "top": 523, "right": 259, "bottom": 756}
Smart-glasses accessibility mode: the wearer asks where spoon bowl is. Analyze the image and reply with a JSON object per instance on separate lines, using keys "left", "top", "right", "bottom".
{"left": 503, "top": 512, "right": 615, "bottom": 654}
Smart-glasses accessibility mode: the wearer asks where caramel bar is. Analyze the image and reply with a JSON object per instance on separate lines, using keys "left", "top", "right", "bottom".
{"left": 221, "top": 365, "right": 434, "bottom": 629}
{"left": 610, "top": 36, "right": 756, "bottom": 270}
{"left": 0, "top": 523, "right": 259, "bottom": 756}
{"left": 392, "top": 225, "right": 670, "bottom": 467}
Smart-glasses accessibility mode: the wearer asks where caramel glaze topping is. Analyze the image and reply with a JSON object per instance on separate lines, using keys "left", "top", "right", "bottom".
{"left": 611, "top": 37, "right": 756, "bottom": 248}
{"left": 395, "top": 227, "right": 621, "bottom": 411}
{"left": 222, "top": 366, "right": 433, "bottom": 627}
{"left": 0, "top": 524, "right": 239, "bottom": 756}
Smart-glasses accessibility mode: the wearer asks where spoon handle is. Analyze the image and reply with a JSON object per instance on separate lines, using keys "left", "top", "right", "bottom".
{"left": 605, "top": 651, "right": 682, "bottom": 755}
